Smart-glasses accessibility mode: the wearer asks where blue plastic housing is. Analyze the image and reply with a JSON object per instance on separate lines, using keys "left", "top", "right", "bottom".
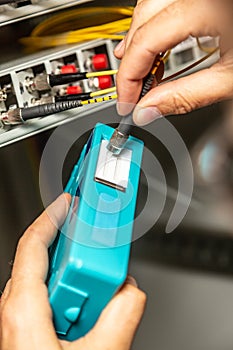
{"left": 47, "top": 123, "right": 144, "bottom": 340}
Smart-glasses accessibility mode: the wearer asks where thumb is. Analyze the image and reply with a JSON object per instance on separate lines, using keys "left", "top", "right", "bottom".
{"left": 133, "top": 58, "right": 233, "bottom": 125}
{"left": 71, "top": 279, "right": 146, "bottom": 350}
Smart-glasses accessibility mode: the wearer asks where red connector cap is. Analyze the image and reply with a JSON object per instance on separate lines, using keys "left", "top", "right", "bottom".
{"left": 66, "top": 85, "right": 83, "bottom": 95}
{"left": 61, "top": 64, "right": 78, "bottom": 74}
{"left": 96, "top": 76, "right": 112, "bottom": 89}
{"left": 92, "top": 54, "right": 109, "bottom": 70}
{"left": 95, "top": 75, "right": 112, "bottom": 90}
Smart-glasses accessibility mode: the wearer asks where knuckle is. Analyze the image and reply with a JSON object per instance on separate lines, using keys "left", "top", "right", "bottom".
{"left": 133, "top": 3, "right": 141, "bottom": 17}
{"left": 172, "top": 91, "right": 196, "bottom": 114}
{"left": 25, "top": 224, "right": 38, "bottom": 237}
{"left": 0, "top": 279, "right": 12, "bottom": 302}
{"left": 0, "top": 302, "right": 20, "bottom": 331}
{"left": 14, "top": 234, "right": 29, "bottom": 255}
{"left": 131, "top": 26, "right": 155, "bottom": 59}
{"left": 16, "top": 235, "right": 25, "bottom": 249}
{"left": 131, "top": 25, "right": 145, "bottom": 49}
{"left": 159, "top": 1, "right": 184, "bottom": 22}
{"left": 0, "top": 303, "right": 10, "bottom": 325}
{"left": 0, "top": 301, "right": 26, "bottom": 349}
{"left": 136, "top": 289, "right": 147, "bottom": 306}
{"left": 1, "top": 293, "right": 34, "bottom": 334}
{"left": 133, "top": 0, "right": 147, "bottom": 17}
{"left": 125, "top": 284, "right": 147, "bottom": 307}
{"left": 17, "top": 225, "right": 39, "bottom": 247}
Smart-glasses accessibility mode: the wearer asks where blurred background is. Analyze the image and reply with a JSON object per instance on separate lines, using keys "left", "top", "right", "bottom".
{"left": 1, "top": 1, "right": 233, "bottom": 349}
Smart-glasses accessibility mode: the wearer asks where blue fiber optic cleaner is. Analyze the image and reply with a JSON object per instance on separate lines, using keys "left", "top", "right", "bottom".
{"left": 47, "top": 123, "right": 144, "bottom": 340}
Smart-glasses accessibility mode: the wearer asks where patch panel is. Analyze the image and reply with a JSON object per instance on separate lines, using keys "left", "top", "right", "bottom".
{"left": 0, "top": 36, "right": 219, "bottom": 147}
{"left": 0, "top": 0, "right": 91, "bottom": 27}
{"left": 0, "top": 39, "right": 118, "bottom": 147}
{"left": 78, "top": 44, "right": 114, "bottom": 92}
{"left": 17, "top": 63, "right": 47, "bottom": 107}
{"left": 49, "top": 54, "right": 84, "bottom": 100}
{"left": 0, "top": 73, "right": 16, "bottom": 111}
{"left": 50, "top": 54, "right": 80, "bottom": 75}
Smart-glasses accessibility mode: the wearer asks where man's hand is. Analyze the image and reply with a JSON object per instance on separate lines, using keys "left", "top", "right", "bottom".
{"left": 115, "top": 0, "right": 233, "bottom": 125}
{"left": 0, "top": 193, "right": 146, "bottom": 350}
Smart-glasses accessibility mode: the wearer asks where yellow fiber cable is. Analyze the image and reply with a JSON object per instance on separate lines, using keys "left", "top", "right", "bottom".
{"left": 161, "top": 48, "right": 219, "bottom": 82}
{"left": 19, "top": 4, "right": 219, "bottom": 89}
{"left": 86, "top": 70, "right": 118, "bottom": 78}
{"left": 163, "top": 50, "right": 171, "bottom": 64}
{"left": 90, "top": 87, "right": 116, "bottom": 97}
{"left": 32, "top": 7, "right": 133, "bottom": 37}
{"left": 81, "top": 94, "right": 118, "bottom": 105}
{"left": 20, "top": 7, "right": 133, "bottom": 50}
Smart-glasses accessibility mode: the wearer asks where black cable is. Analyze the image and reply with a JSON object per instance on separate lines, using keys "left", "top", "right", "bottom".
{"left": 140, "top": 72, "right": 157, "bottom": 97}
{"left": 115, "top": 53, "right": 165, "bottom": 138}
{"left": 21, "top": 100, "right": 82, "bottom": 121}
{"left": 48, "top": 72, "right": 88, "bottom": 87}
{"left": 55, "top": 93, "right": 91, "bottom": 102}
{"left": 117, "top": 71, "right": 157, "bottom": 135}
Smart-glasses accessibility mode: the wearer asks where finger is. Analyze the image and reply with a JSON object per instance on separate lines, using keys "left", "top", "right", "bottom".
{"left": 114, "top": 38, "right": 126, "bottom": 59}
{"left": 114, "top": 0, "right": 176, "bottom": 59}
{"left": 11, "top": 192, "right": 71, "bottom": 286}
{"left": 133, "top": 56, "right": 233, "bottom": 125}
{"left": 8, "top": 192, "right": 71, "bottom": 323}
{"left": 124, "top": 275, "right": 138, "bottom": 288}
{"left": 116, "top": 0, "right": 220, "bottom": 109}
{"left": 0, "top": 279, "right": 12, "bottom": 308}
{"left": 72, "top": 281, "right": 146, "bottom": 350}
{"left": 0, "top": 193, "right": 71, "bottom": 348}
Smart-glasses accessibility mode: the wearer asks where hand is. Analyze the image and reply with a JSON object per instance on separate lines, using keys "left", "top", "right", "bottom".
{"left": 115, "top": 0, "right": 233, "bottom": 125}
{"left": 0, "top": 193, "right": 146, "bottom": 350}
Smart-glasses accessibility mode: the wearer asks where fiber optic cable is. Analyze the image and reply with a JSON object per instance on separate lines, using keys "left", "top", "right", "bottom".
{"left": 161, "top": 48, "right": 219, "bottom": 83}
{"left": 20, "top": 7, "right": 134, "bottom": 50}
{"left": 1, "top": 48, "right": 218, "bottom": 128}
{"left": 107, "top": 45, "right": 219, "bottom": 155}
{"left": 108, "top": 52, "right": 165, "bottom": 154}
{"left": 29, "top": 70, "right": 117, "bottom": 91}
{"left": 49, "top": 69, "right": 117, "bottom": 87}
{"left": 19, "top": 1, "right": 220, "bottom": 90}
{"left": 0, "top": 95, "right": 117, "bottom": 126}
{"left": 56, "top": 87, "right": 116, "bottom": 102}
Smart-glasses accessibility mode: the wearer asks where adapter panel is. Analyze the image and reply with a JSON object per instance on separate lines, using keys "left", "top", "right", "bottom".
{"left": 0, "top": 39, "right": 118, "bottom": 147}
{"left": 0, "top": 36, "right": 218, "bottom": 147}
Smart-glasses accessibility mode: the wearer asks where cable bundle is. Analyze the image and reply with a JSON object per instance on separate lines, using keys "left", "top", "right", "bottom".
{"left": 20, "top": 7, "right": 133, "bottom": 50}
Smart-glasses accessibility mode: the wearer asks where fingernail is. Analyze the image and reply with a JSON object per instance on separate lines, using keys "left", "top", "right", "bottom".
{"left": 125, "top": 275, "right": 138, "bottom": 287}
{"left": 114, "top": 39, "right": 124, "bottom": 52}
{"left": 134, "top": 106, "right": 162, "bottom": 126}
